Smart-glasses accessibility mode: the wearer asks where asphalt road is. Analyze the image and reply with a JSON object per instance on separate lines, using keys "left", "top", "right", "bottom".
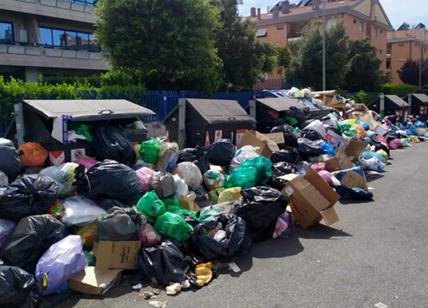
{"left": 63, "top": 142, "right": 428, "bottom": 308}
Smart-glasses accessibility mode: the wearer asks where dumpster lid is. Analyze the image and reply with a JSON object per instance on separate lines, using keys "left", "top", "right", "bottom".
{"left": 411, "top": 93, "right": 428, "bottom": 104}
{"left": 187, "top": 98, "right": 256, "bottom": 124}
{"left": 256, "top": 97, "right": 307, "bottom": 112}
{"left": 385, "top": 95, "right": 409, "bottom": 108}
{"left": 23, "top": 99, "right": 156, "bottom": 121}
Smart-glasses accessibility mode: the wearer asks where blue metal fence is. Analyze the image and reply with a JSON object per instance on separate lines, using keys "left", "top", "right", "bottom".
{"left": 0, "top": 90, "right": 270, "bottom": 136}
{"left": 138, "top": 90, "right": 265, "bottom": 122}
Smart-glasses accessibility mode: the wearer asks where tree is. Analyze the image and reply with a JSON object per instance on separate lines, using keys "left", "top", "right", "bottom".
{"left": 345, "top": 38, "right": 382, "bottom": 91}
{"left": 277, "top": 46, "right": 291, "bottom": 74}
{"left": 287, "top": 22, "right": 348, "bottom": 90}
{"left": 95, "top": 0, "right": 222, "bottom": 92}
{"left": 212, "top": 0, "right": 276, "bottom": 90}
{"left": 398, "top": 59, "right": 428, "bottom": 86}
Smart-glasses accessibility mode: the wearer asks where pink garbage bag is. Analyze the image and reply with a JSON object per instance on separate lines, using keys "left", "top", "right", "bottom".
{"left": 388, "top": 138, "right": 402, "bottom": 149}
{"left": 136, "top": 167, "right": 155, "bottom": 191}
{"left": 139, "top": 223, "right": 162, "bottom": 247}
{"left": 75, "top": 156, "right": 97, "bottom": 169}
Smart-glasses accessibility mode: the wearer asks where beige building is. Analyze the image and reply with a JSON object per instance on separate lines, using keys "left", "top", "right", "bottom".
{"left": 0, "top": 0, "right": 108, "bottom": 81}
{"left": 248, "top": 0, "right": 392, "bottom": 86}
{"left": 387, "top": 25, "right": 428, "bottom": 84}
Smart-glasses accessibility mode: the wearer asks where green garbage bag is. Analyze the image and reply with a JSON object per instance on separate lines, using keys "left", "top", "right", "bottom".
{"left": 154, "top": 212, "right": 193, "bottom": 242}
{"left": 284, "top": 116, "right": 298, "bottom": 127}
{"left": 136, "top": 191, "right": 166, "bottom": 221}
{"left": 140, "top": 139, "right": 161, "bottom": 165}
{"left": 226, "top": 166, "right": 258, "bottom": 189}
{"left": 69, "top": 123, "right": 93, "bottom": 142}
{"left": 240, "top": 156, "right": 272, "bottom": 184}
{"left": 162, "top": 197, "right": 199, "bottom": 221}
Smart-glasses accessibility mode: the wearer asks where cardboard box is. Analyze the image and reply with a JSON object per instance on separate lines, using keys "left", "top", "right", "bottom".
{"left": 344, "top": 140, "right": 369, "bottom": 161}
{"left": 335, "top": 147, "right": 354, "bottom": 170}
{"left": 238, "top": 131, "right": 280, "bottom": 158}
{"left": 69, "top": 267, "right": 122, "bottom": 296}
{"left": 332, "top": 167, "right": 368, "bottom": 191}
{"left": 282, "top": 169, "right": 340, "bottom": 229}
{"left": 325, "top": 157, "right": 341, "bottom": 172}
{"left": 264, "top": 132, "right": 285, "bottom": 147}
{"left": 94, "top": 241, "right": 141, "bottom": 270}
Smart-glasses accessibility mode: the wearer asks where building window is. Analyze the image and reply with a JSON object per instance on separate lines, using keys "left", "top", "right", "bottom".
{"left": 398, "top": 43, "right": 404, "bottom": 47}
{"left": 359, "top": 21, "right": 364, "bottom": 32}
{"left": 379, "top": 49, "right": 382, "bottom": 54}
{"left": 276, "top": 24, "right": 284, "bottom": 30}
{"left": 353, "top": 19, "right": 357, "bottom": 24}
{"left": 380, "top": 29, "right": 383, "bottom": 34}
{"left": 0, "top": 21, "right": 14, "bottom": 43}
{"left": 39, "top": 26, "right": 99, "bottom": 51}
{"left": 256, "top": 28, "right": 267, "bottom": 38}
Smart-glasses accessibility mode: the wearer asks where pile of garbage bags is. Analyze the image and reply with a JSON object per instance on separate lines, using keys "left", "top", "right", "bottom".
{"left": 0, "top": 92, "right": 427, "bottom": 306}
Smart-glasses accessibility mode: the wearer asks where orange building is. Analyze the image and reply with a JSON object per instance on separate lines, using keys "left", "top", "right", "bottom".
{"left": 387, "top": 26, "right": 428, "bottom": 84}
{"left": 247, "top": 0, "right": 392, "bottom": 87}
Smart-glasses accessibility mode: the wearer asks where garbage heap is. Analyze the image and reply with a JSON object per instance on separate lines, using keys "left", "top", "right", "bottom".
{"left": 0, "top": 94, "right": 427, "bottom": 306}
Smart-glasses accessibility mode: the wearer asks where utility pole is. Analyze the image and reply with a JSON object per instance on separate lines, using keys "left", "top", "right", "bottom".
{"left": 322, "top": 0, "right": 327, "bottom": 91}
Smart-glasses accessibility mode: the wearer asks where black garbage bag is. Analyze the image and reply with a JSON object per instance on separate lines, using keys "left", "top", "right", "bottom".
{"left": 0, "top": 174, "right": 60, "bottom": 222}
{"left": 139, "top": 240, "right": 188, "bottom": 286}
{"left": 267, "top": 176, "right": 288, "bottom": 191}
{"left": 95, "top": 198, "right": 129, "bottom": 211}
{"left": 0, "top": 215, "right": 67, "bottom": 273}
{"left": 177, "top": 147, "right": 205, "bottom": 163}
{"left": 76, "top": 160, "right": 143, "bottom": 206}
{"left": 92, "top": 126, "right": 136, "bottom": 166}
{"left": 335, "top": 186, "right": 374, "bottom": 201}
{"left": 270, "top": 124, "right": 298, "bottom": 148}
{"left": 151, "top": 172, "right": 176, "bottom": 199}
{"left": 300, "top": 128, "right": 323, "bottom": 141}
{"left": 285, "top": 107, "right": 307, "bottom": 127}
{"left": 0, "top": 266, "right": 39, "bottom": 308}
{"left": 297, "top": 138, "right": 324, "bottom": 160}
{"left": 272, "top": 162, "right": 297, "bottom": 177}
{"left": 191, "top": 214, "right": 252, "bottom": 260}
{"left": 206, "top": 139, "right": 235, "bottom": 166}
{"left": 236, "top": 187, "right": 288, "bottom": 241}
{"left": 271, "top": 148, "right": 302, "bottom": 165}
{"left": 177, "top": 148, "right": 210, "bottom": 174}
{"left": 97, "top": 207, "right": 143, "bottom": 241}
{"left": 0, "top": 143, "right": 21, "bottom": 182}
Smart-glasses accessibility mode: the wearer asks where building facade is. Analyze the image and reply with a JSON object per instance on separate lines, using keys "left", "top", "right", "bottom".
{"left": 0, "top": 0, "right": 108, "bottom": 81}
{"left": 387, "top": 26, "right": 428, "bottom": 84}
{"left": 248, "top": 0, "right": 392, "bottom": 86}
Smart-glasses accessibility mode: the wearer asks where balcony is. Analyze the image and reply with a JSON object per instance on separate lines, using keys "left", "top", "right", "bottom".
{"left": 0, "top": 0, "right": 96, "bottom": 24}
{"left": 0, "top": 43, "right": 108, "bottom": 71}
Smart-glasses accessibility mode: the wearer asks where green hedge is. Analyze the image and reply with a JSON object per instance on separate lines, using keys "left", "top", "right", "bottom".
{"left": 0, "top": 77, "right": 145, "bottom": 127}
{"left": 381, "top": 83, "right": 418, "bottom": 97}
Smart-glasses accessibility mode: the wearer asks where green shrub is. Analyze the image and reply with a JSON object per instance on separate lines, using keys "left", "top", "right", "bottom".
{"left": 0, "top": 76, "right": 145, "bottom": 125}
{"left": 381, "top": 83, "right": 417, "bottom": 97}
{"left": 348, "top": 90, "right": 378, "bottom": 105}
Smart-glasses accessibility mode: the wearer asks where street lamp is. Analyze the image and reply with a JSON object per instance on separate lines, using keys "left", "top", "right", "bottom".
{"left": 322, "top": 0, "right": 327, "bottom": 91}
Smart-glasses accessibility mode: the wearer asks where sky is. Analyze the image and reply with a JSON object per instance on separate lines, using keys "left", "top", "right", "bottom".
{"left": 238, "top": 0, "right": 428, "bottom": 29}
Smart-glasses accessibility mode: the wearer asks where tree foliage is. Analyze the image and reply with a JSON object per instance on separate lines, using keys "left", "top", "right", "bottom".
{"left": 95, "top": 0, "right": 222, "bottom": 92}
{"left": 398, "top": 59, "right": 428, "bottom": 86}
{"left": 287, "top": 22, "right": 348, "bottom": 90}
{"left": 212, "top": 0, "right": 276, "bottom": 90}
{"left": 345, "top": 38, "right": 382, "bottom": 91}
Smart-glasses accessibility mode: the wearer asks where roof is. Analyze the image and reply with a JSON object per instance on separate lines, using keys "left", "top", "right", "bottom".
{"left": 411, "top": 93, "right": 428, "bottom": 104}
{"left": 23, "top": 99, "right": 156, "bottom": 121}
{"left": 186, "top": 99, "right": 256, "bottom": 125}
{"left": 387, "top": 28, "right": 428, "bottom": 44}
{"left": 256, "top": 97, "right": 307, "bottom": 112}
{"left": 385, "top": 95, "right": 409, "bottom": 108}
{"left": 247, "top": 0, "right": 392, "bottom": 29}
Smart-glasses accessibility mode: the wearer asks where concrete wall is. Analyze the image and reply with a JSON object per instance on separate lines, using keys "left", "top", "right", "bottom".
{"left": 256, "top": 22, "right": 288, "bottom": 48}
{"left": 389, "top": 41, "right": 411, "bottom": 84}
{"left": 0, "top": 0, "right": 95, "bottom": 24}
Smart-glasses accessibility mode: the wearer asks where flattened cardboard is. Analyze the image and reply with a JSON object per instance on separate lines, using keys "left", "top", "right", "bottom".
{"left": 335, "top": 147, "right": 354, "bottom": 169}
{"left": 94, "top": 241, "right": 141, "bottom": 270}
{"left": 333, "top": 168, "right": 368, "bottom": 191}
{"left": 69, "top": 267, "right": 122, "bottom": 296}
{"left": 238, "top": 131, "right": 280, "bottom": 158}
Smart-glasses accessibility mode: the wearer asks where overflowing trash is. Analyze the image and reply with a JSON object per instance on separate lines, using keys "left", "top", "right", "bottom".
{"left": 0, "top": 89, "right": 427, "bottom": 307}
